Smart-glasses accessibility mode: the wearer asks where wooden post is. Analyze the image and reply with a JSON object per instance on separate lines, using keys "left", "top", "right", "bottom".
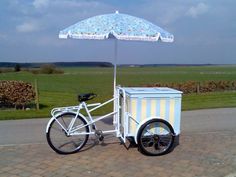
{"left": 196, "top": 82, "right": 200, "bottom": 94}
{"left": 35, "top": 79, "right": 39, "bottom": 110}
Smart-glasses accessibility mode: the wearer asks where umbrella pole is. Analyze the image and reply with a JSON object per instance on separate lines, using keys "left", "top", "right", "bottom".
{"left": 114, "top": 39, "right": 117, "bottom": 96}
{"left": 113, "top": 39, "right": 117, "bottom": 125}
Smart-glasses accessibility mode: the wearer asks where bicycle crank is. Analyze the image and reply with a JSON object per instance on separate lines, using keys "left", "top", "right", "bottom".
{"left": 95, "top": 130, "right": 104, "bottom": 141}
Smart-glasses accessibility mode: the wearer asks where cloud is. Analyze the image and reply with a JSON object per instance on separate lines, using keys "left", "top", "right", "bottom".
{"left": 158, "top": 6, "right": 186, "bottom": 25}
{"left": 186, "top": 3, "right": 208, "bottom": 18}
{"left": 134, "top": 1, "right": 190, "bottom": 25}
{"left": 0, "top": 33, "right": 7, "bottom": 39}
{"left": 137, "top": 1, "right": 209, "bottom": 25}
{"left": 16, "top": 21, "right": 41, "bottom": 33}
{"left": 33, "top": 0, "right": 49, "bottom": 9}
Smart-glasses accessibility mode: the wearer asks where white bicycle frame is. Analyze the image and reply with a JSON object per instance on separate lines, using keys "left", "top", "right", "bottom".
{"left": 46, "top": 90, "right": 123, "bottom": 139}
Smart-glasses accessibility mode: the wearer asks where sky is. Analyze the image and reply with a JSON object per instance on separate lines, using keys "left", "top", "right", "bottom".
{"left": 0, "top": 0, "right": 235, "bottom": 64}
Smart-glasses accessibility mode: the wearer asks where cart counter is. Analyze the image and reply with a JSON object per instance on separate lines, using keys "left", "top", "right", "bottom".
{"left": 120, "top": 87, "right": 182, "bottom": 136}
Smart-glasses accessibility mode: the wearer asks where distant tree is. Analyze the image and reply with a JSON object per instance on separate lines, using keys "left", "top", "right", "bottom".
{"left": 39, "top": 64, "right": 64, "bottom": 74}
{"left": 14, "top": 64, "right": 21, "bottom": 72}
{"left": 40, "top": 64, "right": 55, "bottom": 74}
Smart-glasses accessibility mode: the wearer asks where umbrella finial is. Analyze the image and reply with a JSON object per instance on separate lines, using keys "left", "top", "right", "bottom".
{"left": 115, "top": 10, "right": 119, "bottom": 14}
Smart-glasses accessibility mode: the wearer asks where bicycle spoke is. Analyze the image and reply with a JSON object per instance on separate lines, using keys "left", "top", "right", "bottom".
{"left": 72, "top": 141, "right": 79, "bottom": 148}
{"left": 141, "top": 136, "right": 154, "bottom": 147}
{"left": 58, "top": 142, "right": 70, "bottom": 149}
{"left": 51, "top": 126, "right": 64, "bottom": 132}
{"left": 154, "top": 142, "right": 158, "bottom": 150}
{"left": 61, "top": 117, "right": 68, "bottom": 128}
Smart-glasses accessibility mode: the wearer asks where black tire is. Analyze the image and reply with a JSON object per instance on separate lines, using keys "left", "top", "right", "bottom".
{"left": 46, "top": 113, "right": 89, "bottom": 154}
{"left": 137, "top": 119, "right": 175, "bottom": 156}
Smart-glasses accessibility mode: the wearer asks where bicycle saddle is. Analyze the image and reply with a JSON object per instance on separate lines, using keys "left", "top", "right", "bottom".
{"left": 78, "top": 93, "right": 97, "bottom": 102}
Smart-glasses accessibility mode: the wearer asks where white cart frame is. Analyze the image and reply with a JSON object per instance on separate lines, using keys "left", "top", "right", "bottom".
{"left": 46, "top": 86, "right": 140, "bottom": 143}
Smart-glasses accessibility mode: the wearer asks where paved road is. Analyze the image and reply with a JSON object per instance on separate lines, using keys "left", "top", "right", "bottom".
{"left": 0, "top": 108, "right": 236, "bottom": 146}
{"left": 0, "top": 108, "right": 236, "bottom": 177}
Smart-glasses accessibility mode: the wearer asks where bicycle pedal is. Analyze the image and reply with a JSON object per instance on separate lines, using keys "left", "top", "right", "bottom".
{"left": 92, "top": 124, "right": 96, "bottom": 130}
{"left": 99, "top": 136, "right": 104, "bottom": 142}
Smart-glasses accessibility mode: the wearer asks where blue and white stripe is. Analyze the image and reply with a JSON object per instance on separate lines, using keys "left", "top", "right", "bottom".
{"left": 127, "top": 97, "right": 182, "bottom": 136}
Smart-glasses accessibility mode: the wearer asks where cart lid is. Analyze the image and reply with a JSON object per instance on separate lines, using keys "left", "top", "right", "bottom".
{"left": 122, "top": 87, "right": 182, "bottom": 95}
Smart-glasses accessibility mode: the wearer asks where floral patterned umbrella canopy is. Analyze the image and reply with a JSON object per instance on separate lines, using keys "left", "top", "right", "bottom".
{"left": 59, "top": 11, "right": 174, "bottom": 42}
{"left": 59, "top": 11, "right": 174, "bottom": 96}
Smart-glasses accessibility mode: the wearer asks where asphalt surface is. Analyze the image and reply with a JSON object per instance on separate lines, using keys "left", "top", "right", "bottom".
{"left": 0, "top": 108, "right": 236, "bottom": 146}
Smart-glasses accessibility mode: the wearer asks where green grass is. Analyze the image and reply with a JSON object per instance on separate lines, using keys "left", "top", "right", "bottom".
{"left": 0, "top": 65, "right": 236, "bottom": 120}
{"left": 182, "top": 91, "right": 236, "bottom": 110}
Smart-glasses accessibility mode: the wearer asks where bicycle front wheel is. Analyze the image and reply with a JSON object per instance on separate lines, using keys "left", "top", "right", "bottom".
{"left": 46, "top": 113, "right": 89, "bottom": 154}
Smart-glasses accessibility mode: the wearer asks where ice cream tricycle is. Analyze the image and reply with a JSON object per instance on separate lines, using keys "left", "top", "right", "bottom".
{"left": 46, "top": 86, "right": 182, "bottom": 156}
{"left": 46, "top": 12, "right": 182, "bottom": 156}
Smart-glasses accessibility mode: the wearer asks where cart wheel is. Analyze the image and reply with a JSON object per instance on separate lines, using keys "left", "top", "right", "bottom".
{"left": 137, "top": 119, "right": 175, "bottom": 156}
{"left": 46, "top": 113, "right": 89, "bottom": 154}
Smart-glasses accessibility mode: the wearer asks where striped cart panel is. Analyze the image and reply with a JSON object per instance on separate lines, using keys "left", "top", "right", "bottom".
{"left": 122, "top": 87, "right": 182, "bottom": 137}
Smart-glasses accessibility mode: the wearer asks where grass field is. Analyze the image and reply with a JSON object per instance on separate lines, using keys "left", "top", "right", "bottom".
{"left": 0, "top": 65, "right": 236, "bottom": 120}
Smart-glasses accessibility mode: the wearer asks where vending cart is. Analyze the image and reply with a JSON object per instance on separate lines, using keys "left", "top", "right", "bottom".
{"left": 117, "top": 87, "right": 182, "bottom": 155}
